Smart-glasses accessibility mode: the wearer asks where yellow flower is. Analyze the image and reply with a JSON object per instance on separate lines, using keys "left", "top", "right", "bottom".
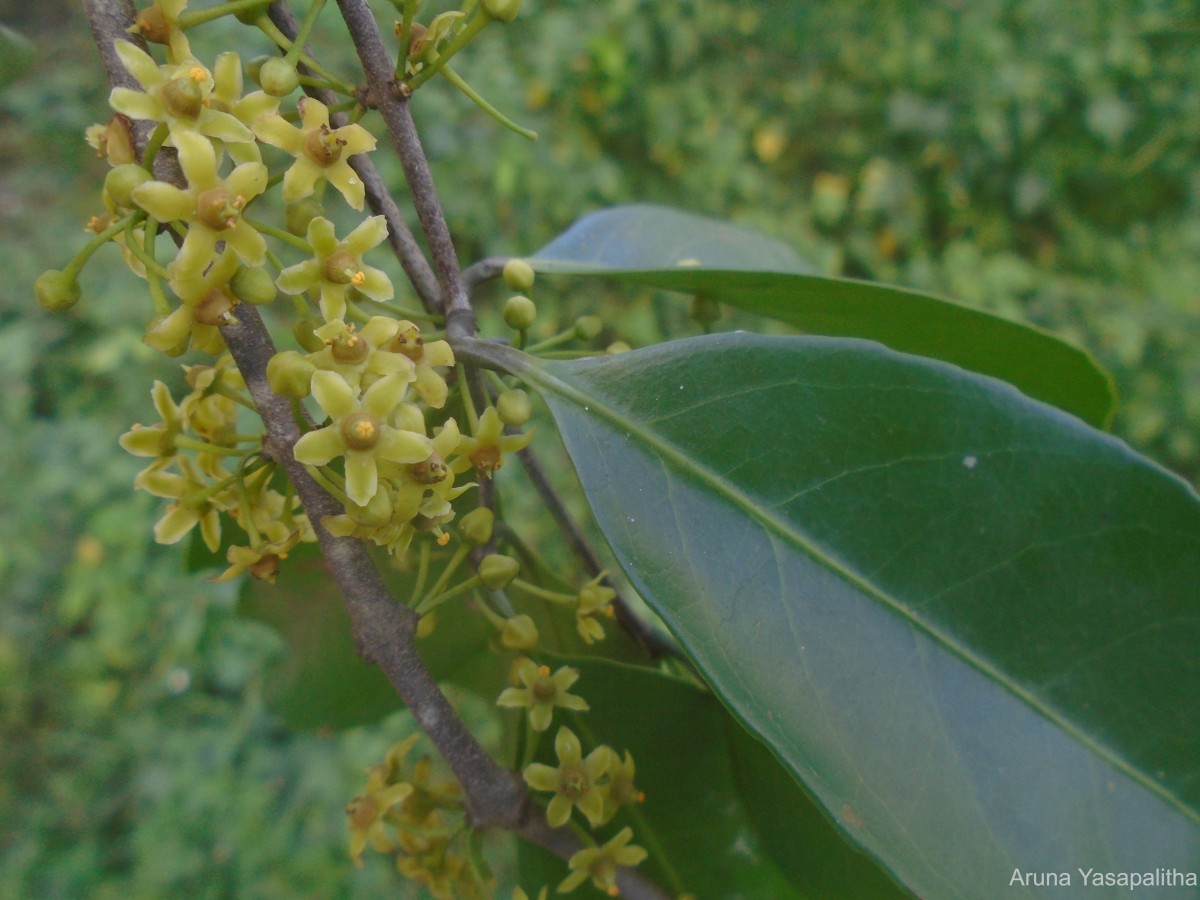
{"left": 497, "top": 657, "right": 588, "bottom": 732}
{"left": 109, "top": 41, "right": 253, "bottom": 144}
{"left": 558, "top": 827, "right": 648, "bottom": 895}
{"left": 293, "top": 370, "right": 432, "bottom": 507}
{"left": 276, "top": 216, "right": 393, "bottom": 322}
{"left": 131, "top": 132, "right": 267, "bottom": 280}
{"left": 451, "top": 407, "right": 533, "bottom": 478}
{"left": 253, "top": 97, "right": 377, "bottom": 209}
{"left": 522, "top": 727, "right": 613, "bottom": 828}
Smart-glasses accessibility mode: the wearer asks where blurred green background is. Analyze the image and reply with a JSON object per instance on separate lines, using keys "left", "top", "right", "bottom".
{"left": 2, "top": 0, "right": 1198, "bottom": 895}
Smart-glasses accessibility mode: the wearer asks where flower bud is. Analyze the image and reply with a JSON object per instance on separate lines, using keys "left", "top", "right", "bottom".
{"left": 458, "top": 507, "right": 495, "bottom": 545}
{"left": 574, "top": 315, "right": 603, "bottom": 340}
{"left": 230, "top": 266, "right": 277, "bottom": 305}
{"left": 501, "top": 614, "right": 539, "bottom": 650}
{"left": 104, "top": 163, "right": 153, "bottom": 211}
{"left": 607, "top": 341, "right": 631, "bottom": 355}
{"left": 502, "top": 258, "right": 535, "bottom": 292}
{"left": 482, "top": 0, "right": 522, "bottom": 23}
{"left": 503, "top": 295, "right": 537, "bottom": 331}
{"left": 259, "top": 58, "right": 300, "bottom": 97}
{"left": 479, "top": 553, "right": 519, "bottom": 590}
{"left": 285, "top": 197, "right": 324, "bottom": 237}
{"left": 35, "top": 269, "right": 81, "bottom": 312}
{"left": 292, "top": 317, "right": 325, "bottom": 353}
{"left": 266, "top": 350, "right": 315, "bottom": 398}
{"left": 496, "top": 389, "right": 532, "bottom": 426}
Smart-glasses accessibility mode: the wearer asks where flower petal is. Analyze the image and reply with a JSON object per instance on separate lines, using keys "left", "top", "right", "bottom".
{"left": 344, "top": 451, "right": 378, "bottom": 506}
{"left": 297, "top": 96, "right": 330, "bottom": 131}
{"left": 155, "top": 504, "right": 198, "bottom": 544}
{"left": 109, "top": 87, "right": 165, "bottom": 121}
{"left": 363, "top": 372, "right": 410, "bottom": 418}
{"left": 173, "top": 131, "right": 218, "bottom": 187}
{"left": 252, "top": 114, "right": 304, "bottom": 153}
{"left": 212, "top": 51, "right": 243, "bottom": 100}
{"left": 529, "top": 703, "right": 553, "bottom": 732}
{"left": 276, "top": 258, "right": 322, "bottom": 295}
{"left": 226, "top": 161, "right": 269, "bottom": 200}
{"left": 376, "top": 428, "right": 432, "bottom": 464}
{"left": 336, "top": 123, "right": 377, "bottom": 157}
{"left": 292, "top": 425, "right": 343, "bottom": 465}
{"left": 306, "top": 216, "right": 338, "bottom": 255}
{"left": 356, "top": 266, "right": 393, "bottom": 302}
{"left": 115, "top": 40, "right": 163, "bottom": 88}
{"left": 196, "top": 108, "right": 253, "bottom": 143}
{"left": 224, "top": 220, "right": 267, "bottom": 266}
{"left": 522, "top": 763, "right": 560, "bottom": 793}
{"left": 323, "top": 161, "right": 365, "bottom": 210}
{"left": 172, "top": 227, "right": 219, "bottom": 280}
{"left": 131, "top": 181, "right": 193, "bottom": 222}
{"left": 344, "top": 215, "right": 389, "bottom": 254}
{"left": 281, "top": 158, "right": 322, "bottom": 204}
{"left": 496, "top": 687, "right": 530, "bottom": 709}
{"left": 555, "top": 727, "right": 582, "bottom": 764}
{"left": 546, "top": 795, "right": 573, "bottom": 829}
{"left": 310, "top": 370, "right": 357, "bottom": 418}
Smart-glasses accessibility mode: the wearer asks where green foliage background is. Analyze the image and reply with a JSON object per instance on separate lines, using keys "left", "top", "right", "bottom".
{"left": 1, "top": 0, "right": 1197, "bottom": 895}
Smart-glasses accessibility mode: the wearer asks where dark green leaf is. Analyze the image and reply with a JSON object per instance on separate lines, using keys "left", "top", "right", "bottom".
{"left": 474, "top": 333, "right": 1200, "bottom": 897}
{"left": 528, "top": 205, "right": 1115, "bottom": 427}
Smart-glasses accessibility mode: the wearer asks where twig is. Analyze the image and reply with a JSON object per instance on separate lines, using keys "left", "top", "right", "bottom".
{"left": 463, "top": 254, "right": 506, "bottom": 299}
{"left": 333, "top": 0, "right": 474, "bottom": 342}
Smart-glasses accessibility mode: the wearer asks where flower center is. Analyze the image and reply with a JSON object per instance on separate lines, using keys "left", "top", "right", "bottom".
{"left": 323, "top": 249, "right": 361, "bottom": 285}
{"left": 135, "top": 6, "right": 171, "bottom": 44}
{"left": 531, "top": 674, "right": 558, "bottom": 703}
{"left": 341, "top": 411, "right": 381, "bottom": 451}
{"left": 409, "top": 454, "right": 448, "bottom": 485}
{"left": 470, "top": 445, "right": 502, "bottom": 474}
{"left": 389, "top": 325, "right": 425, "bottom": 362}
{"left": 560, "top": 763, "right": 590, "bottom": 800}
{"left": 161, "top": 75, "right": 204, "bottom": 119}
{"left": 330, "top": 332, "right": 369, "bottom": 364}
{"left": 194, "top": 187, "right": 244, "bottom": 231}
{"left": 304, "top": 124, "right": 346, "bottom": 166}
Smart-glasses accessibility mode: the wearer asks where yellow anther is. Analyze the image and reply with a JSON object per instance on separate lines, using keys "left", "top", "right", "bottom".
{"left": 352, "top": 419, "right": 377, "bottom": 441}
{"left": 350, "top": 271, "right": 366, "bottom": 286}
{"left": 537, "top": 665, "right": 551, "bottom": 677}
{"left": 436, "top": 532, "right": 450, "bottom": 546}
{"left": 188, "top": 66, "right": 206, "bottom": 82}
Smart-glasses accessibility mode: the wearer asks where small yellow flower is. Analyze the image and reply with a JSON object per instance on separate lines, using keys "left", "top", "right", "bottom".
{"left": 498, "top": 657, "right": 588, "bottom": 732}
{"left": 276, "top": 217, "right": 393, "bottom": 322}
{"left": 132, "top": 132, "right": 267, "bottom": 280}
{"left": 557, "top": 827, "right": 648, "bottom": 895}
{"left": 452, "top": 407, "right": 533, "bottom": 478}
{"left": 522, "top": 727, "right": 613, "bottom": 828}
{"left": 575, "top": 574, "right": 616, "bottom": 644}
{"left": 253, "top": 97, "right": 377, "bottom": 209}
{"left": 293, "top": 370, "right": 432, "bottom": 507}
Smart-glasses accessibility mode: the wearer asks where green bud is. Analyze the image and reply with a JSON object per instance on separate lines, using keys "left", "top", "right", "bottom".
{"left": 104, "top": 164, "right": 153, "bottom": 210}
{"left": 502, "top": 258, "right": 536, "bottom": 292}
{"left": 690, "top": 294, "right": 721, "bottom": 329}
{"left": 479, "top": 553, "right": 519, "bottom": 590}
{"left": 230, "top": 266, "right": 277, "bottom": 305}
{"left": 259, "top": 57, "right": 300, "bottom": 97}
{"left": 292, "top": 318, "right": 325, "bottom": 353}
{"left": 234, "top": 3, "right": 270, "bottom": 26}
{"left": 503, "top": 295, "right": 537, "bottom": 331}
{"left": 482, "top": 0, "right": 522, "bottom": 23}
{"left": 496, "top": 389, "right": 532, "bottom": 426}
{"left": 35, "top": 269, "right": 81, "bottom": 312}
{"left": 606, "top": 341, "right": 632, "bottom": 355}
{"left": 285, "top": 197, "right": 324, "bottom": 237}
{"left": 458, "top": 507, "right": 495, "bottom": 545}
{"left": 574, "top": 315, "right": 603, "bottom": 340}
{"left": 266, "top": 350, "right": 315, "bottom": 398}
{"left": 501, "top": 614, "right": 539, "bottom": 650}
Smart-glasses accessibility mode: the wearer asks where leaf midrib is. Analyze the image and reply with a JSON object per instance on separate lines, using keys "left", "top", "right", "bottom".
{"left": 518, "top": 349, "right": 1196, "bottom": 828}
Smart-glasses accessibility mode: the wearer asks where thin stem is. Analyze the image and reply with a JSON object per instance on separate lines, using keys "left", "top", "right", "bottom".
{"left": 406, "top": 10, "right": 491, "bottom": 89}
{"left": 179, "top": 0, "right": 272, "bottom": 28}
{"left": 438, "top": 63, "right": 538, "bottom": 141}
{"left": 243, "top": 216, "right": 312, "bottom": 252}
{"left": 283, "top": 0, "right": 326, "bottom": 66}
{"left": 256, "top": 14, "right": 355, "bottom": 93}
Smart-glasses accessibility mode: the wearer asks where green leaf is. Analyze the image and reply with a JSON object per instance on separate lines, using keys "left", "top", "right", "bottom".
{"left": 465, "top": 334, "right": 1200, "bottom": 897}
{"left": 516, "top": 660, "right": 805, "bottom": 898}
{"left": 239, "top": 547, "right": 499, "bottom": 729}
{"left": 527, "top": 204, "right": 1115, "bottom": 428}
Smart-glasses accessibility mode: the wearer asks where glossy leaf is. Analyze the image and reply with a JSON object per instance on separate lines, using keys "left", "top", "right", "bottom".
{"left": 469, "top": 333, "right": 1200, "bottom": 897}
{"left": 528, "top": 204, "right": 1115, "bottom": 427}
